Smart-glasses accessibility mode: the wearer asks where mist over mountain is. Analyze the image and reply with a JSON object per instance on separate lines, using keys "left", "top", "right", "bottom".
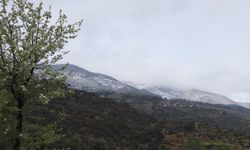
{"left": 54, "top": 64, "right": 249, "bottom": 109}
{"left": 39, "top": 0, "right": 250, "bottom": 105}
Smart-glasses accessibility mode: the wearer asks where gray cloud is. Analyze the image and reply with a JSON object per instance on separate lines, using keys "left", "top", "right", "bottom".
{"left": 31, "top": 0, "right": 250, "bottom": 102}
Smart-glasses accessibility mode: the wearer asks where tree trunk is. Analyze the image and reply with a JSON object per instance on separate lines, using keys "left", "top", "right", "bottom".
{"left": 14, "top": 99, "right": 23, "bottom": 150}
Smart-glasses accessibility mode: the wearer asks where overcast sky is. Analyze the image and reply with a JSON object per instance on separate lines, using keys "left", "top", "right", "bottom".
{"left": 31, "top": 0, "right": 250, "bottom": 103}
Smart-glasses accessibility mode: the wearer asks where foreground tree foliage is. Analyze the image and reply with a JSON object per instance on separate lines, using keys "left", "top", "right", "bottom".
{"left": 0, "top": 0, "right": 82, "bottom": 149}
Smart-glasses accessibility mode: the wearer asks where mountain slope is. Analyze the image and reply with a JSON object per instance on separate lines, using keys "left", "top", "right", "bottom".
{"left": 45, "top": 90, "right": 250, "bottom": 150}
{"left": 47, "top": 65, "right": 250, "bottom": 149}
{"left": 54, "top": 64, "right": 139, "bottom": 94}
{"left": 54, "top": 64, "right": 247, "bottom": 108}
{"left": 146, "top": 87, "right": 237, "bottom": 105}
{"left": 152, "top": 99, "right": 250, "bottom": 133}
{"left": 49, "top": 90, "right": 164, "bottom": 149}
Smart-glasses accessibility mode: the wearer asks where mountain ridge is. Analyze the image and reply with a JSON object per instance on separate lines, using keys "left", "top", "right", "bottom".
{"left": 54, "top": 64, "right": 140, "bottom": 94}
{"left": 146, "top": 87, "right": 237, "bottom": 105}
{"left": 125, "top": 82, "right": 239, "bottom": 106}
{"left": 55, "top": 64, "right": 248, "bottom": 108}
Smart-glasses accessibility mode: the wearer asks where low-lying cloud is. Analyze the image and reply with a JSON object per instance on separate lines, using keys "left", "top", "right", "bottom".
{"left": 31, "top": 0, "right": 250, "bottom": 102}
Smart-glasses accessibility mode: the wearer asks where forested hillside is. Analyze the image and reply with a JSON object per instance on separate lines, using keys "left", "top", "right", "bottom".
{"left": 38, "top": 90, "right": 250, "bottom": 150}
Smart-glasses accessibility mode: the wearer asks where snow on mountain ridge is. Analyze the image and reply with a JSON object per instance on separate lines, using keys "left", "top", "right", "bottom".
{"left": 182, "top": 89, "right": 237, "bottom": 105}
{"left": 111, "top": 80, "right": 239, "bottom": 106}
{"left": 145, "top": 87, "right": 238, "bottom": 105}
{"left": 123, "top": 81, "right": 148, "bottom": 90}
{"left": 146, "top": 87, "right": 182, "bottom": 99}
{"left": 53, "top": 64, "right": 247, "bottom": 108}
{"left": 55, "top": 64, "right": 138, "bottom": 93}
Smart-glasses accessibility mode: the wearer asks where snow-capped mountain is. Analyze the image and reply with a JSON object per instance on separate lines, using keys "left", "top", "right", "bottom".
{"left": 54, "top": 64, "right": 138, "bottom": 94}
{"left": 121, "top": 82, "right": 239, "bottom": 106}
{"left": 145, "top": 87, "right": 238, "bottom": 105}
{"left": 53, "top": 64, "right": 248, "bottom": 108}
{"left": 182, "top": 89, "right": 237, "bottom": 105}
